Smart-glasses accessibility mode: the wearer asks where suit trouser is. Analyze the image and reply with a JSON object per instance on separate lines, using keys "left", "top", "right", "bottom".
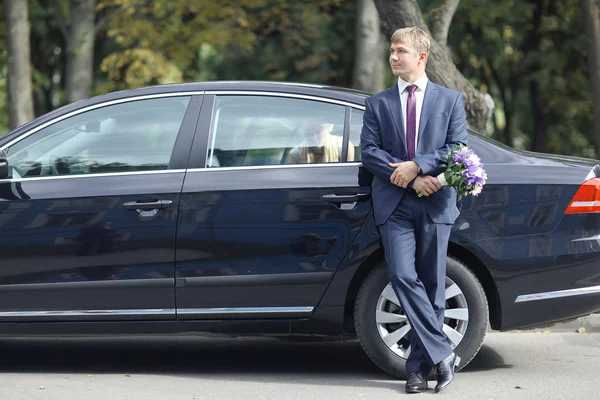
{"left": 378, "top": 190, "right": 453, "bottom": 374}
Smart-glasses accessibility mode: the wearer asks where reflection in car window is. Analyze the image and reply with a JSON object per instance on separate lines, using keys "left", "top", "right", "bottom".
{"left": 4, "top": 96, "right": 191, "bottom": 179}
{"left": 206, "top": 96, "right": 348, "bottom": 167}
{"left": 466, "top": 131, "right": 520, "bottom": 164}
{"left": 348, "top": 108, "right": 363, "bottom": 162}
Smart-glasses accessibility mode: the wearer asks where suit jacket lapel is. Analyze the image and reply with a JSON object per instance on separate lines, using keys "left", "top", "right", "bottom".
{"left": 385, "top": 85, "right": 407, "bottom": 153}
{"left": 417, "top": 82, "right": 438, "bottom": 150}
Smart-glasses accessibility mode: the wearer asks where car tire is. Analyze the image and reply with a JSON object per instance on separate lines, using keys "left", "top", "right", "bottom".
{"left": 354, "top": 256, "right": 489, "bottom": 379}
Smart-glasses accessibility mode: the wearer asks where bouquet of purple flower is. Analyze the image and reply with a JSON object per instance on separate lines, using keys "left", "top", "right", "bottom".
{"left": 417, "top": 145, "right": 487, "bottom": 200}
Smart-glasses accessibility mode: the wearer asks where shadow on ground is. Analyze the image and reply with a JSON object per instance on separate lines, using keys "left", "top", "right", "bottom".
{"left": 461, "top": 343, "right": 513, "bottom": 372}
{"left": 0, "top": 335, "right": 511, "bottom": 385}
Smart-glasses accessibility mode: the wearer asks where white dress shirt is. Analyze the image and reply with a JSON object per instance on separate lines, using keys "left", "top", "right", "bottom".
{"left": 397, "top": 74, "right": 429, "bottom": 155}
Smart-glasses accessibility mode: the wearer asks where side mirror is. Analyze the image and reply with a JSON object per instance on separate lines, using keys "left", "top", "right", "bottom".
{"left": 0, "top": 150, "right": 8, "bottom": 179}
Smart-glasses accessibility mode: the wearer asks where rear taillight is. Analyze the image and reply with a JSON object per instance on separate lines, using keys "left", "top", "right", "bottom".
{"left": 565, "top": 177, "right": 600, "bottom": 214}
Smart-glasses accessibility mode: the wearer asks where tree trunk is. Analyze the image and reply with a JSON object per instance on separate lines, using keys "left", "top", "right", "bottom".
{"left": 523, "top": 0, "right": 546, "bottom": 153}
{"left": 530, "top": 80, "right": 546, "bottom": 152}
{"left": 3, "top": 0, "right": 35, "bottom": 130}
{"left": 490, "top": 65, "right": 514, "bottom": 148}
{"left": 65, "top": 0, "right": 96, "bottom": 102}
{"left": 503, "top": 94, "right": 514, "bottom": 148}
{"left": 428, "top": 0, "right": 460, "bottom": 48}
{"left": 352, "top": 0, "right": 385, "bottom": 93}
{"left": 373, "top": 0, "right": 494, "bottom": 132}
{"left": 581, "top": 0, "right": 600, "bottom": 158}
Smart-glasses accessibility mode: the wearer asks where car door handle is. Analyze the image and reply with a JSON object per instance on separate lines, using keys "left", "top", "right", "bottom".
{"left": 123, "top": 199, "right": 173, "bottom": 210}
{"left": 321, "top": 193, "right": 371, "bottom": 203}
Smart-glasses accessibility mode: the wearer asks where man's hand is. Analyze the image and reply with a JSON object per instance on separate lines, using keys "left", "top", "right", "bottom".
{"left": 389, "top": 161, "right": 419, "bottom": 188}
{"left": 412, "top": 175, "right": 442, "bottom": 196}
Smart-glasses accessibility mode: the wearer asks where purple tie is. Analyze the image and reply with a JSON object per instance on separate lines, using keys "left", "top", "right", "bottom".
{"left": 405, "top": 85, "right": 417, "bottom": 160}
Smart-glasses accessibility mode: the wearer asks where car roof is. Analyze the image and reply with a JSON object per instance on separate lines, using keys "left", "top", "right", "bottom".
{"left": 2, "top": 81, "right": 369, "bottom": 139}
{"left": 88, "top": 81, "right": 371, "bottom": 107}
{"left": 125, "top": 80, "right": 372, "bottom": 97}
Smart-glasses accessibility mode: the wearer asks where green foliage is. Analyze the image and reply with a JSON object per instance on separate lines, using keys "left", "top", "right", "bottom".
{"left": 206, "top": 0, "right": 354, "bottom": 85}
{"left": 98, "top": 0, "right": 253, "bottom": 87}
{"left": 446, "top": 0, "right": 596, "bottom": 157}
{"left": 97, "top": 0, "right": 350, "bottom": 89}
{"left": 0, "top": 0, "right": 597, "bottom": 158}
{"left": 28, "top": 0, "right": 68, "bottom": 116}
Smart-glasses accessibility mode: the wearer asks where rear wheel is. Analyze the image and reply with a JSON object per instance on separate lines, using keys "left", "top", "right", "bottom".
{"left": 354, "top": 256, "right": 488, "bottom": 378}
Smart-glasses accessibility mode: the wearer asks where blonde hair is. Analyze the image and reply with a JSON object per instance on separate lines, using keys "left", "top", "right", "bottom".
{"left": 391, "top": 27, "right": 431, "bottom": 56}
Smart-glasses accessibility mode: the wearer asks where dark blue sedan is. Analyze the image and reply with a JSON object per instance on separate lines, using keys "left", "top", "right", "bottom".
{"left": 0, "top": 81, "right": 599, "bottom": 378}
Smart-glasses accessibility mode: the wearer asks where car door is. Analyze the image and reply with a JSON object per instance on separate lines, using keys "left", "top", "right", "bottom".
{"left": 175, "top": 92, "right": 372, "bottom": 319}
{"left": 0, "top": 94, "right": 202, "bottom": 321}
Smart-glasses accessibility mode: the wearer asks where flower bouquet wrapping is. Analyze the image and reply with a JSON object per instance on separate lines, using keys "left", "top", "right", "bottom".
{"left": 417, "top": 145, "right": 487, "bottom": 200}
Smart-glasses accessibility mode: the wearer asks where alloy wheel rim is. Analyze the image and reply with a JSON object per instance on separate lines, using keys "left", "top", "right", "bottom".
{"left": 375, "top": 277, "right": 469, "bottom": 359}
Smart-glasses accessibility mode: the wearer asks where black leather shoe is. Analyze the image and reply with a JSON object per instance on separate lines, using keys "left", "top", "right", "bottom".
{"left": 405, "top": 372, "right": 428, "bottom": 394}
{"left": 435, "top": 352, "right": 460, "bottom": 393}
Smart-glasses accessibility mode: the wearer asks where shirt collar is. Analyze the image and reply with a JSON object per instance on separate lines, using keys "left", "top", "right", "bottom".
{"left": 397, "top": 73, "right": 429, "bottom": 94}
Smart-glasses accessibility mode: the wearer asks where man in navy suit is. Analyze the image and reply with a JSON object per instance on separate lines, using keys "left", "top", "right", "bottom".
{"left": 360, "top": 27, "right": 468, "bottom": 394}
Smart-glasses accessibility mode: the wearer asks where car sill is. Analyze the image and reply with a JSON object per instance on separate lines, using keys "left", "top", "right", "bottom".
{"left": 0, "top": 309, "right": 175, "bottom": 318}
{"left": 515, "top": 285, "right": 600, "bottom": 303}
{"left": 0, "top": 307, "right": 315, "bottom": 320}
{"left": 177, "top": 306, "right": 314, "bottom": 318}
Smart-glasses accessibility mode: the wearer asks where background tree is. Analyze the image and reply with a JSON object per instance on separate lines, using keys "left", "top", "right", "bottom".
{"left": 98, "top": 0, "right": 350, "bottom": 89}
{"left": 353, "top": 0, "right": 385, "bottom": 93}
{"left": 449, "top": 0, "right": 595, "bottom": 157}
{"left": 53, "top": 0, "right": 118, "bottom": 102}
{"left": 3, "top": 0, "right": 35, "bottom": 130}
{"left": 0, "top": 2, "right": 8, "bottom": 132}
{"left": 373, "top": 0, "right": 495, "bottom": 132}
{"left": 0, "top": 0, "right": 598, "bottom": 159}
{"left": 582, "top": 0, "right": 600, "bottom": 155}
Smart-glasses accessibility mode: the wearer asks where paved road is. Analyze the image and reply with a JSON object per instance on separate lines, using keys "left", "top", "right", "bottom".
{"left": 0, "top": 332, "right": 598, "bottom": 400}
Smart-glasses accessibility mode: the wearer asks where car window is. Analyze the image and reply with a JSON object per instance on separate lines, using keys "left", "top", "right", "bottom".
{"left": 348, "top": 108, "right": 363, "bottom": 162}
{"left": 4, "top": 96, "right": 191, "bottom": 179}
{"left": 206, "top": 95, "right": 346, "bottom": 167}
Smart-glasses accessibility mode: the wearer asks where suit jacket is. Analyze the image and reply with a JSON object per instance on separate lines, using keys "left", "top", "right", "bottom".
{"left": 360, "top": 81, "right": 469, "bottom": 226}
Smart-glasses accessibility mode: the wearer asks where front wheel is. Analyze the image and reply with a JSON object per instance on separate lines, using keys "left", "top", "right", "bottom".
{"left": 354, "top": 256, "right": 488, "bottom": 378}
